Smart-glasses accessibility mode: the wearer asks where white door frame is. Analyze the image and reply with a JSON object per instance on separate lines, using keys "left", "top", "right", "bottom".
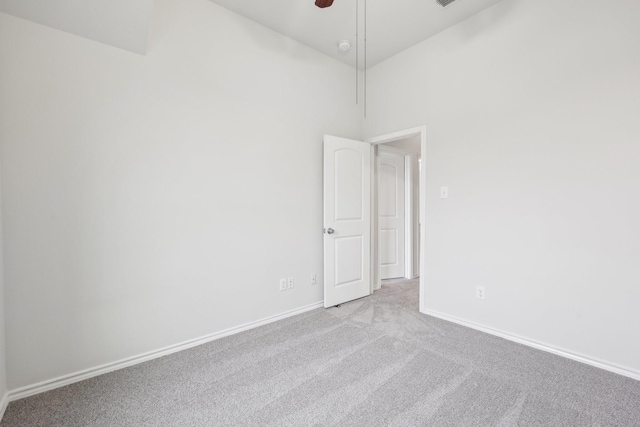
{"left": 366, "top": 126, "right": 427, "bottom": 312}
{"left": 377, "top": 144, "right": 414, "bottom": 282}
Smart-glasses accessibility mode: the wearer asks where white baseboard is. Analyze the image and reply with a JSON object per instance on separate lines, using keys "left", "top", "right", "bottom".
{"left": 0, "top": 391, "right": 9, "bottom": 422}
{"left": 9, "top": 301, "right": 324, "bottom": 402}
{"left": 422, "top": 308, "right": 640, "bottom": 382}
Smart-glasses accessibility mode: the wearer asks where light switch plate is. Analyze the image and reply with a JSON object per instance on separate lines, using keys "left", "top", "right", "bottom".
{"left": 440, "top": 186, "right": 449, "bottom": 199}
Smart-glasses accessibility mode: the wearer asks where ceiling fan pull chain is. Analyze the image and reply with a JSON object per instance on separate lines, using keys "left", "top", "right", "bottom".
{"left": 364, "top": 0, "right": 367, "bottom": 119}
{"left": 315, "top": 0, "right": 365, "bottom": 117}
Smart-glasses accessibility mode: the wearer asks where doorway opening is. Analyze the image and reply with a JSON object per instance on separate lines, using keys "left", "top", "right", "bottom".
{"left": 367, "top": 126, "right": 426, "bottom": 312}
{"left": 321, "top": 126, "right": 426, "bottom": 311}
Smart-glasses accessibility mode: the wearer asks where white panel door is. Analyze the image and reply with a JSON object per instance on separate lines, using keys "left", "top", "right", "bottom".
{"left": 323, "top": 135, "right": 371, "bottom": 308}
{"left": 379, "top": 148, "right": 405, "bottom": 279}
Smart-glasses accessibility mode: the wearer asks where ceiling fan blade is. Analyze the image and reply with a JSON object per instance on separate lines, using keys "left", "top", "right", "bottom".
{"left": 315, "top": 0, "right": 334, "bottom": 8}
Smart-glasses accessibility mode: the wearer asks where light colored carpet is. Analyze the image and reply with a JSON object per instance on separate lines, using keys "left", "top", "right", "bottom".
{"left": 2, "top": 278, "right": 640, "bottom": 426}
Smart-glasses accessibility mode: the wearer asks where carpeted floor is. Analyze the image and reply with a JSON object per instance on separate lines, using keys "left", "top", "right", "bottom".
{"left": 2, "top": 278, "right": 640, "bottom": 426}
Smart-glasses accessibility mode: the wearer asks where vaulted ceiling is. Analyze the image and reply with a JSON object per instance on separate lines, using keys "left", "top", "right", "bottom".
{"left": 0, "top": 0, "right": 153, "bottom": 54}
{"left": 209, "top": 0, "right": 503, "bottom": 68}
{"left": 0, "top": 0, "right": 502, "bottom": 66}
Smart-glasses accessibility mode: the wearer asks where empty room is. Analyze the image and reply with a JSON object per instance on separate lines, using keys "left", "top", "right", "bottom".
{"left": 0, "top": 0, "right": 639, "bottom": 425}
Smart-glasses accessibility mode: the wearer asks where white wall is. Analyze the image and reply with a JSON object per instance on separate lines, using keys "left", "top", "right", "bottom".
{"left": 0, "top": 0, "right": 361, "bottom": 390}
{"left": 366, "top": 0, "right": 640, "bottom": 374}
{"left": 0, "top": 171, "right": 7, "bottom": 411}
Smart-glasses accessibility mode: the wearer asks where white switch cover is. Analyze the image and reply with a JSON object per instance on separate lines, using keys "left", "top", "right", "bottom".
{"left": 279, "top": 279, "right": 287, "bottom": 291}
{"left": 311, "top": 274, "right": 317, "bottom": 285}
{"left": 440, "top": 186, "right": 449, "bottom": 199}
{"left": 287, "top": 277, "right": 294, "bottom": 289}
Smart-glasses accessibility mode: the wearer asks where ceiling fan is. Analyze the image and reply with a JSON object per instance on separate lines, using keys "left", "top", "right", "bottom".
{"left": 315, "top": 0, "right": 334, "bottom": 8}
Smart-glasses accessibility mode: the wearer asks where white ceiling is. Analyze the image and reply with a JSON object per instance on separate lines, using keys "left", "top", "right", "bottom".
{"left": 209, "top": 0, "right": 503, "bottom": 68}
{"left": 0, "top": 0, "right": 502, "bottom": 64}
{"left": 0, "top": 0, "right": 153, "bottom": 54}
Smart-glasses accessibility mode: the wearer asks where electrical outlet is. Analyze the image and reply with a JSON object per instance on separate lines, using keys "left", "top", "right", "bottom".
{"left": 279, "top": 279, "right": 287, "bottom": 291}
{"left": 287, "top": 277, "right": 294, "bottom": 289}
{"left": 311, "top": 273, "right": 317, "bottom": 285}
{"left": 476, "top": 286, "right": 485, "bottom": 300}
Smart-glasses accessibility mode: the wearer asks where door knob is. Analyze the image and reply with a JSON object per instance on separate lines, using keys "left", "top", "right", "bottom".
{"left": 325, "top": 228, "right": 335, "bottom": 234}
